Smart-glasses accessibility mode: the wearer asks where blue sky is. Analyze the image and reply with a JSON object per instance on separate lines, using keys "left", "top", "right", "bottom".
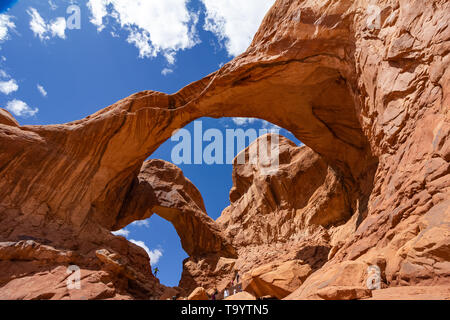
{"left": 0, "top": 0, "right": 303, "bottom": 287}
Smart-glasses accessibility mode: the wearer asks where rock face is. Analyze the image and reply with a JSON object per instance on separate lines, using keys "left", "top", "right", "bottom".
{"left": 115, "top": 159, "right": 235, "bottom": 258}
{"left": 218, "top": 135, "right": 350, "bottom": 246}
{"left": 368, "top": 286, "right": 450, "bottom": 300}
{"left": 0, "top": 0, "right": 449, "bottom": 299}
{"left": 225, "top": 291, "right": 256, "bottom": 301}
{"left": 187, "top": 287, "right": 209, "bottom": 301}
{"left": 242, "top": 260, "right": 313, "bottom": 300}
{"left": 179, "top": 136, "right": 345, "bottom": 297}
{"left": 285, "top": 260, "right": 374, "bottom": 300}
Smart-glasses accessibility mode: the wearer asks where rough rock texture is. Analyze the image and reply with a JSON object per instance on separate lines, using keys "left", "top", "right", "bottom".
{"left": 0, "top": 159, "right": 228, "bottom": 299}
{"left": 115, "top": 159, "right": 235, "bottom": 258}
{"left": 0, "top": 238, "right": 159, "bottom": 300}
{"left": 285, "top": 260, "right": 373, "bottom": 299}
{"left": 368, "top": 286, "right": 450, "bottom": 300}
{"left": 315, "top": 286, "right": 372, "bottom": 300}
{"left": 187, "top": 287, "right": 209, "bottom": 301}
{"left": 179, "top": 136, "right": 342, "bottom": 296}
{"left": 218, "top": 135, "right": 350, "bottom": 246}
{"left": 0, "top": 0, "right": 449, "bottom": 299}
{"left": 225, "top": 291, "right": 256, "bottom": 301}
{"left": 0, "top": 109, "right": 18, "bottom": 127}
{"left": 242, "top": 260, "right": 313, "bottom": 299}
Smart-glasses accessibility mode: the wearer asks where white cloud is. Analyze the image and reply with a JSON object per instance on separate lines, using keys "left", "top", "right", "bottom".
{"left": 49, "top": 17, "right": 67, "bottom": 39}
{"left": 0, "top": 14, "right": 15, "bottom": 42}
{"left": 231, "top": 118, "right": 281, "bottom": 133}
{"left": 112, "top": 228, "right": 130, "bottom": 237}
{"left": 261, "top": 120, "right": 281, "bottom": 132}
{"left": 164, "top": 51, "right": 176, "bottom": 65}
{"left": 130, "top": 240, "right": 163, "bottom": 266}
{"left": 27, "top": 7, "right": 67, "bottom": 41}
{"left": 0, "top": 79, "right": 18, "bottom": 95}
{"left": 87, "top": 0, "right": 199, "bottom": 63}
{"left": 5, "top": 99, "right": 38, "bottom": 117}
{"left": 232, "top": 117, "right": 257, "bottom": 126}
{"left": 148, "top": 249, "right": 163, "bottom": 266}
{"left": 202, "top": 0, "right": 275, "bottom": 56}
{"left": 87, "top": 0, "right": 107, "bottom": 32}
{"left": 28, "top": 8, "right": 47, "bottom": 40}
{"left": 37, "top": 84, "right": 47, "bottom": 97}
{"left": 161, "top": 68, "right": 173, "bottom": 76}
{"left": 131, "top": 220, "right": 150, "bottom": 227}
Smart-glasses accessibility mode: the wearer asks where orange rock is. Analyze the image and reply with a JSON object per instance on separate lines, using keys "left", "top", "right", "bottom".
{"left": 285, "top": 261, "right": 372, "bottom": 300}
{"left": 0, "top": 109, "right": 18, "bottom": 127}
{"left": 369, "top": 286, "right": 450, "bottom": 300}
{"left": 316, "top": 286, "right": 372, "bottom": 301}
{"left": 0, "top": 0, "right": 449, "bottom": 300}
{"left": 243, "top": 260, "right": 312, "bottom": 300}
{"left": 188, "top": 287, "right": 209, "bottom": 301}
{"left": 225, "top": 291, "right": 256, "bottom": 301}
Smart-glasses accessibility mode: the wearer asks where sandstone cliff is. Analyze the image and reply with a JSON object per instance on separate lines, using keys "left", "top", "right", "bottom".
{"left": 0, "top": 0, "right": 449, "bottom": 299}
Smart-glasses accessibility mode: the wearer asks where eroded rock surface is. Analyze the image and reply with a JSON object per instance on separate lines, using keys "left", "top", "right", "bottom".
{"left": 115, "top": 159, "right": 235, "bottom": 258}
{"left": 0, "top": 0, "right": 449, "bottom": 299}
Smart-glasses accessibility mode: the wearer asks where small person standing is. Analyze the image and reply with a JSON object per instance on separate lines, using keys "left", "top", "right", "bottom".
{"left": 153, "top": 267, "right": 159, "bottom": 277}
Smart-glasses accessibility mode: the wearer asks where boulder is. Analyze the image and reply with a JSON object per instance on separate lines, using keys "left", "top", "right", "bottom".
{"left": 187, "top": 287, "right": 209, "bottom": 301}
{"left": 243, "top": 260, "right": 312, "bottom": 299}
{"left": 285, "top": 261, "right": 371, "bottom": 300}
{"left": 225, "top": 292, "right": 256, "bottom": 301}
{"left": 316, "top": 286, "right": 372, "bottom": 300}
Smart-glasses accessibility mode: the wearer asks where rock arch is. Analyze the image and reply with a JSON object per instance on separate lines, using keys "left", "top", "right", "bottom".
{"left": 114, "top": 159, "right": 236, "bottom": 258}
{"left": 0, "top": 0, "right": 375, "bottom": 233}
{"left": 0, "top": 0, "right": 448, "bottom": 299}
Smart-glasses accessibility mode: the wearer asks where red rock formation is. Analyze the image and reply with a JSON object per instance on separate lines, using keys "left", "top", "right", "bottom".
{"left": 187, "top": 287, "right": 209, "bottom": 301}
{"left": 0, "top": 0, "right": 449, "bottom": 299}
{"left": 225, "top": 291, "right": 256, "bottom": 300}
{"left": 178, "top": 135, "right": 344, "bottom": 296}
{"left": 242, "top": 260, "right": 313, "bottom": 300}
{"left": 114, "top": 159, "right": 235, "bottom": 258}
{"left": 368, "top": 286, "right": 450, "bottom": 300}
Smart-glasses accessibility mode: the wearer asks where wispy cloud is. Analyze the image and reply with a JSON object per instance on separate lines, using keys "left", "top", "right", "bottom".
{"left": 161, "top": 68, "right": 173, "bottom": 76}
{"left": 87, "top": 0, "right": 199, "bottom": 64}
{"left": 0, "top": 14, "right": 15, "bottom": 42}
{"left": 112, "top": 228, "right": 130, "bottom": 237}
{"left": 232, "top": 117, "right": 257, "bottom": 126}
{"left": 202, "top": 0, "right": 275, "bottom": 56}
{"left": 131, "top": 220, "right": 150, "bottom": 228}
{"left": 130, "top": 239, "right": 163, "bottom": 266}
{"left": 231, "top": 118, "right": 281, "bottom": 133}
{"left": 6, "top": 99, "right": 38, "bottom": 117}
{"left": 37, "top": 84, "right": 47, "bottom": 97}
{"left": 27, "top": 7, "right": 67, "bottom": 41}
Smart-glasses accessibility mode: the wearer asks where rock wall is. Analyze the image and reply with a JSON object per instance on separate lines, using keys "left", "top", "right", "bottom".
{"left": 0, "top": 0, "right": 448, "bottom": 299}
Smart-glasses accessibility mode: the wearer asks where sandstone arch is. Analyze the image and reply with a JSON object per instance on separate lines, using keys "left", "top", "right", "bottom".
{"left": 0, "top": 0, "right": 448, "bottom": 299}
{"left": 0, "top": 0, "right": 375, "bottom": 233}
{"left": 114, "top": 159, "right": 236, "bottom": 258}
